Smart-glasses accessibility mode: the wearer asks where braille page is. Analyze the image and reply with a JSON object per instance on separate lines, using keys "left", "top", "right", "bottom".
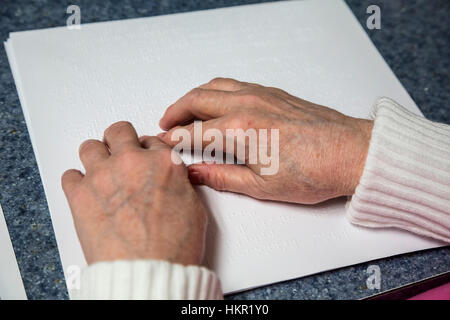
{"left": 5, "top": 0, "right": 443, "bottom": 296}
{"left": 0, "top": 204, "right": 27, "bottom": 300}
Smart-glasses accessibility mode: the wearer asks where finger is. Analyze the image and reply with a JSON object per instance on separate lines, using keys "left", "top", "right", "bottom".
{"left": 160, "top": 117, "right": 258, "bottom": 165}
{"left": 79, "top": 139, "right": 110, "bottom": 171}
{"left": 139, "top": 135, "right": 170, "bottom": 151}
{"left": 188, "top": 163, "right": 265, "bottom": 198}
{"left": 61, "top": 169, "right": 84, "bottom": 197}
{"left": 199, "top": 77, "right": 248, "bottom": 91}
{"left": 159, "top": 117, "right": 233, "bottom": 147}
{"left": 104, "top": 121, "right": 140, "bottom": 153}
{"left": 159, "top": 88, "right": 242, "bottom": 131}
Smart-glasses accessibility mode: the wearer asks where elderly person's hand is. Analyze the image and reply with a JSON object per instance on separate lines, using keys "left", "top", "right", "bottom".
{"left": 159, "top": 78, "right": 374, "bottom": 204}
{"left": 61, "top": 122, "right": 207, "bottom": 265}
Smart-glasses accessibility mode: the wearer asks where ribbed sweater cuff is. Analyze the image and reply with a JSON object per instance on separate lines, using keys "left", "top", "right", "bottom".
{"left": 71, "top": 260, "right": 223, "bottom": 300}
{"left": 346, "top": 97, "right": 450, "bottom": 243}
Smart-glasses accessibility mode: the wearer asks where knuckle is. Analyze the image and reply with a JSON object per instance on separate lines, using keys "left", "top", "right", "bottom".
{"left": 61, "top": 169, "right": 74, "bottom": 183}
{"left": 164, "top": 104, "right": 174, "bottom": 114}
{"left": 61, "top": 169, "right": 81, "bottom": 194}
{"left": 62, "top": 168, "right": 76, "bottom": 176}
{"left": 209, "top": 77, "right": 223, "bottom": 85}
{"left": 79, "top": 139, "right": 98, "bottom": 155}
{"left": 188, "top": 87, "right": 201, "bottom": 99}
{"left": 211, "top": 170, "right": 226, "bottom": 191}
{"left": 105, "top": 121, "right": 133, "bottom": 136}
{"left": 209, "top": 77, "right": 228, "bottom": 86}
{"left": 188, "top": 87, "right": 208, "bottom": 104}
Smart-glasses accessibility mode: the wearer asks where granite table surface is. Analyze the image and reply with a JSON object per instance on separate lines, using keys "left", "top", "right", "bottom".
{"left": 0, "top": 0, "right": 449, "bottom": 300}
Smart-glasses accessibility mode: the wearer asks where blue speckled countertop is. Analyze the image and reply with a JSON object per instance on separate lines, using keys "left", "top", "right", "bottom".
{"left": 0, "top": 0, "right": 448, "bottom": 300}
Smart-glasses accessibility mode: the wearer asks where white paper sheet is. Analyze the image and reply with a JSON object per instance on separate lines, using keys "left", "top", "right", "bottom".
{"left": 5, "top": 0, "right": 443, "bottom": 296}
{"left": 0, "top": 204, "right": 27, "bottom": 300}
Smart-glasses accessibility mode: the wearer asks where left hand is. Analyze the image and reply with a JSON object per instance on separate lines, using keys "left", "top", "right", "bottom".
{"left": 61, "top": 121, "right": 208, "bottom": 266}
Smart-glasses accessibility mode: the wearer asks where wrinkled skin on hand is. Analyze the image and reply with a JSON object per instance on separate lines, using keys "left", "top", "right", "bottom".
{"left": 159, "top": 78, "right": 373, "bottom": 204}
{"left": 62, "top": 78, "right": 373, "bottom": 265}
{"left": 62, "top": 122, "right": 207, "bottom": 265}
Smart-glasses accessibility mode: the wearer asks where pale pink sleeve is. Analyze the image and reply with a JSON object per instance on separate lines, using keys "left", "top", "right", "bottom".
{"left": 346, "top": 97, "right": 450, "bottom": 243}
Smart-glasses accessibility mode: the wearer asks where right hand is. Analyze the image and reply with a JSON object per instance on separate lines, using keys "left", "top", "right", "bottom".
{"left": 158, "top": 78, "right": 373, "bottom": 204}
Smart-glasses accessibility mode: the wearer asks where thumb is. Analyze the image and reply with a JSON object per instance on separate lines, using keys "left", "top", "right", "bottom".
{"left": 188, "top": 163, "right": 266, "bottom": 198}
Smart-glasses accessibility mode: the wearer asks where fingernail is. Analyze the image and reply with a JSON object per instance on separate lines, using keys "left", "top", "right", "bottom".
{"left": 188, "top": 168, "right": 202, "bottom": 184}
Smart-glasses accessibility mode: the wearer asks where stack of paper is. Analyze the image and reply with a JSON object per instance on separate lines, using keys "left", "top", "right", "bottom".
{"left": 5, "top": 0, "right": 442, "bottom": 296}
{"left": 0, "top": 204, "right": 27, "bottom": 299}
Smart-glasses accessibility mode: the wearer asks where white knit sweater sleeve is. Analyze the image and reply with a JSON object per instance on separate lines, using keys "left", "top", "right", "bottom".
{"left": 346, "top": 97, "right": 450, "bottom": 243}
{"left": 71, "top": 260, "right": 223, "bottom": 300}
